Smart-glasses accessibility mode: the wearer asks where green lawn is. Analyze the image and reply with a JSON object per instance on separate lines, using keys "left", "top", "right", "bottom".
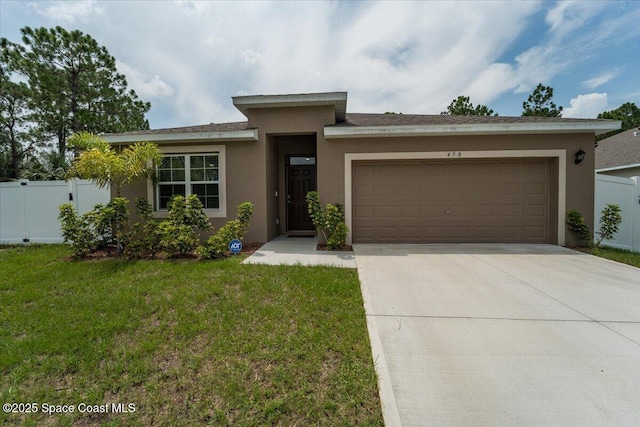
{"left": 0, "top": 245, "right": 383, "bottom": 426}
{"left": 590, "top": 246, "right": 640, "bottom": 268}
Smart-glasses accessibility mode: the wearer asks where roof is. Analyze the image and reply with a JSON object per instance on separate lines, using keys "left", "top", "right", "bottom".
{"left": 105, "top": 121, "right": 250, "bottom": 135}
{"left": 323, "top": 113, "right": 620, "bottom": 139}
{"left": 101, "top": 92, "right": 621, "bottom": 143}
{"left": 101, "top": 121, "right": 257, "bottom": 144}
{"left": 341, "top": 113, "right": 614, "bottom": 127}
{"left": 596, "top": 127, "right": 640, "bottom": 171}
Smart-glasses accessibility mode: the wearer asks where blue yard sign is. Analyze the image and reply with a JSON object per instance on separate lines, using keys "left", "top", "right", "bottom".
{"left": 228, "top": 239, "right": 242, "bottom": 254}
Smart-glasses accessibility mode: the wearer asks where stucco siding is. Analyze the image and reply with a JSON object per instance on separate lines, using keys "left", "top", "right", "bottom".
{"left": 318, "top": 133, "right": 594, "bottom": 246}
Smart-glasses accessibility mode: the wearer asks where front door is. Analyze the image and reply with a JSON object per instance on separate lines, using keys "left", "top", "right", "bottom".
{"left": 287, "top": 156, "right": 316, "bottom": 231}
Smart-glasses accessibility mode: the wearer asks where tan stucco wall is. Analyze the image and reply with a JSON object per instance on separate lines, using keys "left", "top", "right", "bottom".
{"left": 317, "top": 133, "right": 596, "bottom": 247}
{"left": 119, "top": 140, "right": 267, "bottom": 243}
{"left": 118, "top": 104, "right": 597, "bottom": 247}
{"left": 247, "top": 106, "right": 334, "bottom": 239}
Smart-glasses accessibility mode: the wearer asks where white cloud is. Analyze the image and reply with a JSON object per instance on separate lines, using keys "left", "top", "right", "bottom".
{"left": 29, "top": 0, "right": 103, "bottom": 23}
{"left": 241, "top": 49, "right": 263, "bottom": 67}
{"left": 8, "top": 0, "right": 636, "bottom": 127}
{"left": 563, "top": 93, "right": 608, "bottom": 118}
{"left": 545, "top": 1, "right": 606, "bottom": 39}
{"left": 116, "top": 61, "right": 175, "bottom": 99}
{"left": 582, "top": 70, "right": 619, "bottom": 90}
{"left": 173, "top": 0, "right": 212, "bottom": 16}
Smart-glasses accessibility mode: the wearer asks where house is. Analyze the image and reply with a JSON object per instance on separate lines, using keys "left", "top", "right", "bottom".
{"left": 596, "top": 127, "right": 640, "bottom": 177}
{"left": 102, "top": 91, "right": 620, "bottom": 246}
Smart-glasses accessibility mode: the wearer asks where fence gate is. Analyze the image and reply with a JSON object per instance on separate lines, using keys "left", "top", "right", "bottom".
{"left": 594, "top": 174, "right": 640, "bottom": 251}
{"left": 0, "top": 180, "right": 110, "bottom": 244}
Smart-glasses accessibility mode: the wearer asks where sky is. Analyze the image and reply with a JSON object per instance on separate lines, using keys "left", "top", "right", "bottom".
{"left": 1, "top": 0, "right": 639, "bottom": 130}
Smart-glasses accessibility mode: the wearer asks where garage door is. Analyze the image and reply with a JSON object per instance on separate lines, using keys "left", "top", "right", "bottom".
{"left": 352, "top": 159, "right": 554, "bottom": 243}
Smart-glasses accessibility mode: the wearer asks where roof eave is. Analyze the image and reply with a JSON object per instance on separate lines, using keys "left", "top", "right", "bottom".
{"left": 596, "top": 163, "right": 640, "bottom": 173}
{"left": 102, "top": 129, "right": 258, "bottom": 144}
{"left": 324, "top": 121, "right": 622, "bottom": 139}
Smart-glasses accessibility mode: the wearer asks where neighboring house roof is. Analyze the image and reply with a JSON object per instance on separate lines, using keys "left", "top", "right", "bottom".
{"left": 101, "top": 92, "right": 620, "bottom": 144}
{"left": 595, "top": 127, "right": 640, "bottom": 171}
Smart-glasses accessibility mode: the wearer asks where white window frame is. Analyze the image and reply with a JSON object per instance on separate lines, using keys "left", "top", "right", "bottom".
{"left": 148, "top": 145, "right": 227, "bottom": 218}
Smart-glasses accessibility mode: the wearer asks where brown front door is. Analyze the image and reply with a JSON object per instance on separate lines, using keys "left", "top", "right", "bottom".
{"left": 287, "top": 156, "right": 316, "bottom": 231}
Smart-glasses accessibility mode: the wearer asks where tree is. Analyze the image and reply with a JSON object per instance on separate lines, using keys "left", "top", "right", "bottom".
{"left": 441, "top": 96, "right": 497, "bottom": 116}
{"left": 0, "top": 65, "right": 39, "bottom": 180}
{"left": 20, "top": 149, "right": 70, "bottom": 181}
{"left": 1, "top": 26, "right": 150, "bottom": 154}
{"left": 522, "top": 83, "right": 563, "bottom": 117}
{"left": 66, "top": 132, "right": 162, "bottom": 196}
{"left": 597, "top": 102, "right": 640, "bottom": 140}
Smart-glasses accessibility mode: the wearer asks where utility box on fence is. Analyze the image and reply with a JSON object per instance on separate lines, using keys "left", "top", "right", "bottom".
{"left": 0, "top": 180, "right": 110, "bottom": 244}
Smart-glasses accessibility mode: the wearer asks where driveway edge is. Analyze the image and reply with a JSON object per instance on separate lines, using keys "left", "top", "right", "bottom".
{"left": 356, "top": 259, "right": 402, "bottom": 427}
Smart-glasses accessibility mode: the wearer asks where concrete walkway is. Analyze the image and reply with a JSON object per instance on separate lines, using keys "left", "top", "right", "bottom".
{"left": 243, "top": 235, "right": 356, "bottom": 268}
{"left": 355, "top": 244, "right": 640, "bottom": 427}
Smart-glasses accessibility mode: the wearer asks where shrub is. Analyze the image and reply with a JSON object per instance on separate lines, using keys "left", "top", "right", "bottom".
{"left": 166, "top": 194, "right": 211, "bottom": 231}
{"left": 58, "top": 199, "right": 129, "bottom": 257}
{"left": 122, "top": 198, "right": 162, "bottom": 259}
{"left": 306, "top": 191, "right": 348, "bottom": 250}
{"left": 159, "top": 222, "right": 201, "bottom": 258}
{"left": 90, "top": 197, "right": 129, "bottom": 252}
{"left": 159, "top": 195, "right": 211, "bottom": 257}
{"left": 595, "top": 204, "right": 622, "bottom": 248}
{"left": 324, "top": 203, "right": 348, "bottom": 249}
{"left": 199, "top": 202, "right": 254, "bottom": 259}
{"left": 566, "top": 210, "right": 591, "bottom": 246}
{"left": 58, "top": 204, "right": 95, "bottom": 257}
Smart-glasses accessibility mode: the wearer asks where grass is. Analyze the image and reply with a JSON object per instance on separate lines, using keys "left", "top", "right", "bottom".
{"left": 589, "top": 246, "right": 640, "bottom": 268}
{"left": 0, "top": 245, "right": 383, "bottom": 426}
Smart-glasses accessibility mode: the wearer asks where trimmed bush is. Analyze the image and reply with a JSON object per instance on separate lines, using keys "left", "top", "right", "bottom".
{"left": 89, "top": 197, "right": 129, "bottom": 251}
{"left": 566, "top": 210, "right": 591, "bottom": 246}
{"left": 567, "top": 205, "right": 624, "bottom": 248}
{"left": 58, "top": 204, "right": 95, "bottom": 257}
{"left": 160, "top": 195, "right": 211, "bottom": 258}
{"left": 58, "top": 198, "right": 129, "bottom": 257}
{"left": 306, "top": 191, "right": 348, "bottom": 250}
{"left": 199, "top": 202, "right": 254, "bottom": 259}
{"left": 122, "top": 198, "right": 162, "bottom": 259}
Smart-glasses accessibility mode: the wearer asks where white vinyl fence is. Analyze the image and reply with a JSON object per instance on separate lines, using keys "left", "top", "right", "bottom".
{"left": 594, "top": 174, "right": 640, "bottom": 251}
{"left": 0, "top": 180, "right": 110, "bottom": 244}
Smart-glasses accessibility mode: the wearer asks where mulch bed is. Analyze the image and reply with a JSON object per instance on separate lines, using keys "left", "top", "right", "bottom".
{"left": 238, "top": 241, "right": 264, "bottom": 255}
{"left": 65, "top": 242, "right": 265, "bottom": 261}
{"left": 316, "top": 244, "right": 353, "bottom": 252}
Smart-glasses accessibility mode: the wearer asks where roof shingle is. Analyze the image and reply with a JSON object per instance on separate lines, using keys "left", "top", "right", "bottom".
{"left": 337, "top": 113, "right": 613, "bottom": 127}
{"left": 105, "top": 112, "right": 617, "bottom": 138}
{"left": 105, "top": 121, "right": 250, "bottom": 136}
{"left": 596, "top": 128, "right": 640, "bottom": 169}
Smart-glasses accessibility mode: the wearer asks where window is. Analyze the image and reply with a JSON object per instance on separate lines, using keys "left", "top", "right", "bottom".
{"left": 157, "top": 154, "right": 220, "bottom": 210}
{"left": 288, "top": 156, "right": 316, "bottom": 165}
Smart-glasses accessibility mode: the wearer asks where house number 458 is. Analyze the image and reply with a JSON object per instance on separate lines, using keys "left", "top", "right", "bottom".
{"left": 447, "top": 151, "right": 462, "bottom": 157}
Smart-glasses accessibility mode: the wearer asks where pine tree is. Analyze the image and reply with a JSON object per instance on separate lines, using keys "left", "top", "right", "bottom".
{"left": 1, "top": 26, "right": 150, "bottom": 154}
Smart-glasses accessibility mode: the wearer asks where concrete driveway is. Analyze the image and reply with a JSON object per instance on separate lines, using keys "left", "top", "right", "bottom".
{"left": 354, "top": 244, "right": 640, "bottom": 427}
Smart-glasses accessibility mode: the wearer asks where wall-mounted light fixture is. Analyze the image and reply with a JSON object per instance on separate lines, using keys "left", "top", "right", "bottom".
{"left": 575, "top": 149, "right": 586, "bottom": 164}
